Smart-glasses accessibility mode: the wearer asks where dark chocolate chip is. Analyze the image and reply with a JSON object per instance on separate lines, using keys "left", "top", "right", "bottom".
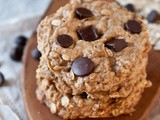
{"left": 71, "top": 57, "right": 94, "bottom": 77}
{"left": 10, "top": 46, "right": 23, "bottom": 62}
{"left": 56, "top": 34, "right": 73, "bottom": 48}
{"left": 80, "top": 92, "right": 88, "bottom": 99}
{"left": 125, "top": 20, "right": 142, "bottom": 34}
{"left": 105, "top": 38, "right": 128, "bottom": 52}
{"left": 15, "top": 36, "right": 27, "bottom": 47}
{"left": 0, "top": 72, "right": 5, "bottom": 87}
{"left": 147, "top": 10, "right": 159, "bottom": 23}
{"left": 75, "top": 7, "right": 93, "bottom": 19}
{"left": 77, "top": 26, "right": 100, "bottom": 41}
{"left": 32, "top": 48, "right": 41, "bottom": 60}
{"left": 125, "top": 3, "right": 135, "bottom": 12}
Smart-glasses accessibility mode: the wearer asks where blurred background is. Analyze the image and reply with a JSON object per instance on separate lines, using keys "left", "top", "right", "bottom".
{"left": 0, "top": 0, "right": 51, "bottom": 120}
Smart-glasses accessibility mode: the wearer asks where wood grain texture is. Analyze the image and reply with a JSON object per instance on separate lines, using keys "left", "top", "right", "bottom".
{"left": 23, "top": 0, "right": 160, "bottom": 120}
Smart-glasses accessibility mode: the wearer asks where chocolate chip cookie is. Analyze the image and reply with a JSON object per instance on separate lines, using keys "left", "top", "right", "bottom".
{"left": 36, "top": 0, "right": 151, "bottom": 119}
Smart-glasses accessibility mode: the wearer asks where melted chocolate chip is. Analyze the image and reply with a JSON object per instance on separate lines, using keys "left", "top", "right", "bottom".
{"left": 32, "top": 48, "right": 41, "bottom": 60}
{"left": 80, "top": 92, "right": 88, "bottom": 99}
{"left": 75, "top": 7, "right": 93, "bottom": 19}
{"left": 125, "top": 20, "right": 142, "bottom": 34}
{"left": 125, "top": 3, "right": 135, "bottom": 12}
{"left": 71, "top": 57, "right": 94, "bottom": 77}
{"left": 77, "top": 26, "right": 100, "bottom": 41}
{"left": 105, "top": 38, "right": 128, "bottom": 52}
{"left": 0, "top": 72, "right": 5, "bottom": 87}
{"left": 57, "top": 34, "right": 73, "bottom": 48}
{"left": 147, "top": 10, "right": 159, "bottom": 23}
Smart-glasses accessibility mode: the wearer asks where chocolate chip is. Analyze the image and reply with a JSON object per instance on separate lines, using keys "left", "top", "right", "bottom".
{"left": 57, "top": 34, "right": 73, "bottom": 48}
{"left": 10, "top": 46, "right": 23, "bottom": 62}
{"left": 80, "top": 92, "right": 88, "bottom": 99}
{"left": 15, "top": 36, "right": 27, "bottom": 47}
{"left": 77, "top": 26, "right": 100, "bottom": 41}
{"left": 71, "top": 57, "right": 94, "bottom": 77}
{"left": 105, "top": 38, "right": 128, "bottom": 52}
{"left": 0, "top": 72, "right": 5, "bottom": 87}
{"left": 125, "top": 3, "right": 135, "bottom": 12}
{"left": 75, "top": 7, "right": 93, "bottom": 19}
{"left": 125, "top": 20, "right": 142, "bottom": 34}
{"left": 147, "top": 10, "right": 159, "bottom": 23}
{"left": 32, "top": 48, "right": 41, "bottom": 60}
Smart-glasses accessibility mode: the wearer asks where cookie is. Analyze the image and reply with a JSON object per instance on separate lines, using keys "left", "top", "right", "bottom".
{"left": 37, "top": 54, "right": 149, "bottom": 99}
{"left": 36, "top": 76, "right": 150, "bottom": 119}
{"left": 36, "top": 0, "right": 151, "bottom": 119}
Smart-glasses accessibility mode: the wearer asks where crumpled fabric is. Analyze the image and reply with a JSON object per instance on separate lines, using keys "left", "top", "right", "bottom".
{"left": 0, "top": 105, "right": 20, "bottom": 120}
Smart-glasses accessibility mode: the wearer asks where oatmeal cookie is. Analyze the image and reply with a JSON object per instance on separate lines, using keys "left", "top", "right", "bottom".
{"left": 36, "top": 76, "right": 150, "bottom": 119}
{"left": 36, "top": 0, "right": 151, "bottom": 119}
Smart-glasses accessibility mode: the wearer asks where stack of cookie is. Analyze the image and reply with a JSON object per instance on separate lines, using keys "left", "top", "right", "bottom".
{"left": 36, "top": 0, "right": 152, "bottom": 119}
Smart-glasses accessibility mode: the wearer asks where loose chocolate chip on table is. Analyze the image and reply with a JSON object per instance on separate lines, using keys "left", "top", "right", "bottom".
{"left": 77, "top": 26, "right": 100, "bottom": 41}
{"left": 125, "top": 20, "right": 142, "bottom": 34}
{"left": 10, "top": 46, "right": 24, "bottom": 62}
{"left": 71, "top": 57, "right": 94, "bottom": 77}
{"left": 57, "top": 34, "right": 73, "bottom": 48}
{"left": 147, "top": 10, "right": 159, "bottom": 23}
{"left": 75, "top": 7, "right": 93, "bottom": 19}
{"left": 32, "top": 48, "right": 41, "bottom": 60}
{"left": 15, "top": 36, "right": 27, "bottom": 47}
{"left": 80, "top": 92, "right": 88, "bottom": 99}
{"left": 0, "top": 72, "right": 5, "bottom": 86}
{"left": 125, "top": 3, "right": 135, "bottom": 12}
{"left": 105, "top": 38, "right": 128, "bottom": 52}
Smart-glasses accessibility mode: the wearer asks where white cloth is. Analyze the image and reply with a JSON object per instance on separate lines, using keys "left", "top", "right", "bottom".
{"left": 0, "top": 0, "right": 51, "bottom": 120}
{"left": 0, "top": 105, "right": 20, "bottom": 120}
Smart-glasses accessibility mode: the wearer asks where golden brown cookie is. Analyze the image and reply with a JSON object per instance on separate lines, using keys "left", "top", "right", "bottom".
{"left": 36, "top": 0, "right": 151, "bottom": 119}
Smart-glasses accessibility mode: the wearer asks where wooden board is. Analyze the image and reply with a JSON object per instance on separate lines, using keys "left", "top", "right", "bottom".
{"left": 23, "top": 0, "right": 160, "bottom": 120}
